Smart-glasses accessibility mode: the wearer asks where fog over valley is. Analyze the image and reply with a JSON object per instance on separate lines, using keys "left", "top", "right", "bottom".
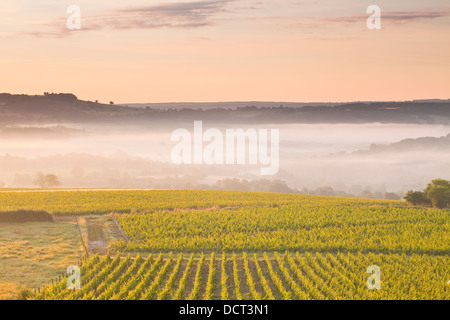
{"left": 1, "top": 109, "right": 449, "bottom": 198}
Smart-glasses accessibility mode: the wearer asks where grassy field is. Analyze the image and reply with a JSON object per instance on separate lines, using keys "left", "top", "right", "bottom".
{"left": 0, "top": 216, "right": 85, "bottom": 299}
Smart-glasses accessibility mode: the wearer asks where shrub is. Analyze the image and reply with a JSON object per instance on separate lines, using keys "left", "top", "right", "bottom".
{"left": 0, "top": 210, "right": 53, "bottom": 223}
{"left": 17, "top": 288, "right": 33, "bottom": 300}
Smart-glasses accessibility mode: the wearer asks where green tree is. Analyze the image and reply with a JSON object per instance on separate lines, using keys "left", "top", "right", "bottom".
{"left": 426, "top": 179, "right": 450, "bottom": 209}
{"left": 404, "top": 190, "right": 431, "bottom": 206}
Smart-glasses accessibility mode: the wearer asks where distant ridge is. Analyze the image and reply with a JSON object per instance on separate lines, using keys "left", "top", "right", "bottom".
{"left": 121, "top": 101, "right": 344, "bottom": 110}
{"left": 123, "top": 99, "right": 450, "bottom": 110}
{"left": 0, "top": 93, "right": 449, "bottom": 125}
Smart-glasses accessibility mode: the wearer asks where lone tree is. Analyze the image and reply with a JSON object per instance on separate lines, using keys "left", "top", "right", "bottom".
{"left": 34, "top": 173, "right": 61, "bottom": 188}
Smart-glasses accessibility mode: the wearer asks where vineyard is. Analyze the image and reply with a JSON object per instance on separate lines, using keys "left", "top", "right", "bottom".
{"left": 0, "top": 190, "right": 396, "bottom": 215}
{"left": 1, "top": 189, "right": 449, "bottom": 300}
{"left": 115, "top": 204, "right": 450, "bottom": 254}
{"left": 34, "top": 252, "right": 450, "bottom": 300}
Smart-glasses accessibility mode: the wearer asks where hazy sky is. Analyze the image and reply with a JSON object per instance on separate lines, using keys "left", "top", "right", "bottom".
{"left": 1, "top": 0, "right": 449, "bottom": 103}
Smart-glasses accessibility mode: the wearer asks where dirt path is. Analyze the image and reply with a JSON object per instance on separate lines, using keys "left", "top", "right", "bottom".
{"left": 87, "top": 221, "right": 107, "bottom": 254}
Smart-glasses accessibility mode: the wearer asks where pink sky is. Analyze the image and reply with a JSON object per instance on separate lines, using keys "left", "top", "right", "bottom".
{"left": 1, "top": 0, "right": 449, "bottom": 103}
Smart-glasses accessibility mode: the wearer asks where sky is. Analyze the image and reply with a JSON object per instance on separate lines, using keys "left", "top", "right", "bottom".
{"left": 1, "top": 0, "right": 449, "bottom": 103}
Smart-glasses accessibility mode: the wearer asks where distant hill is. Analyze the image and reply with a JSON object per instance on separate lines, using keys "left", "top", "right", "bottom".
{"left": 0, "top": 93, "right": 140, "bottom": 124}
{"left": 360, "top": 133, "right": 450, "bottom": 153}
{"left": 1, "top": 93, "right": 449, "bottom": 125}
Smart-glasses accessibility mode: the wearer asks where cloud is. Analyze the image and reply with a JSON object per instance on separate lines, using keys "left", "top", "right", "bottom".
{"left": 382, "top": 10, "right": 450, "bottom": 22}
{"left": 15, "top": 3, "right": 450, "bottom": 39}
{"left": 23, "top": 0, "right": 238, "bottom": 38}
{"left": 322, "top": 9, "right": 450, "bottom": 25}
{"left": 111, "top": 0, "right": 235, "bottom": 29}
{"left": 272, "top": 7, "right": 450, "bottom": 36}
